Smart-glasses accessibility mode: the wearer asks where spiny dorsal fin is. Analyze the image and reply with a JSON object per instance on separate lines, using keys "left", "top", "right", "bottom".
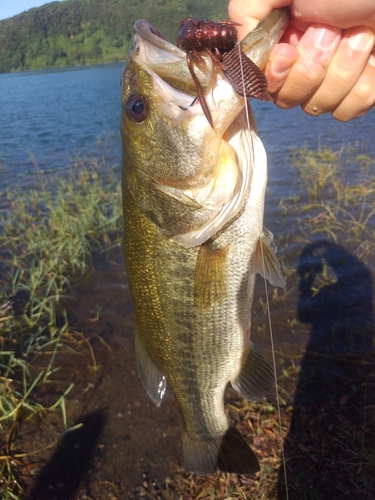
{"left": 194, "top": 242, "right": 228, "bottom": 308}
{"left": 135, "top": 332, "right": 167, "bottom": 407}
{"left": 255, "top": 227, "right": 286, "bottom": 287}
{"left": 231, "top": 348, "right": 275, "bottom": 401}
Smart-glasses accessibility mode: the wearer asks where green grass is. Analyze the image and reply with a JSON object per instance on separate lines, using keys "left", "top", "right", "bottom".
{"left": 279, "top": 145, "right": 375, "bottom": 260}
{"left": 0, "top": 159, "right": 122, "bottom": 496}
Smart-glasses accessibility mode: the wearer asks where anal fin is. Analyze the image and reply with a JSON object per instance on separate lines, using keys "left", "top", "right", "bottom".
{"left": 194, "top": 242, "right": 228, "bottom": 308}
{"left": 231, "top": 348, "right": 275, "bottom": 401}
{"left": 135, "top": 332, "right": 167, "bottom": 407}
{"left": 183, "top": 426, "right": 260, "bottom": 475}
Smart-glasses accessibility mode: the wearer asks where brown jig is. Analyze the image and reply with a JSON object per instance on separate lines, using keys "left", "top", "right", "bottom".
{"left": 176, "top": 18, "right": 272, "bottom": 127}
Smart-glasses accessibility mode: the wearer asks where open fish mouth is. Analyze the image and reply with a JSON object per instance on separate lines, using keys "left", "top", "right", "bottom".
{"left": 122, "top": 10, "right": 289, "bottom": 134}
{"left": 132, "top": 19, "right": 212, "bottom": 91}
{"left": 127, "top": 19, "right": 243, "bottom": 133}
{"left": 131, "top": 10, "right": 289, "bottom": 101}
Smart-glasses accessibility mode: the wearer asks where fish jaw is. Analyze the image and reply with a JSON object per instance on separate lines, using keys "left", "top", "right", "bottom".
{"left": 241, "top": 8, "right": 289, "bottom": 70}
{"left": 129, "top": 19, "right": 243, "bottom": 133}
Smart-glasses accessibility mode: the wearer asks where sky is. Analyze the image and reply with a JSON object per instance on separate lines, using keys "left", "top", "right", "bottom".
{"left": 0, "top": 0, "right": 65, "bottom": 21}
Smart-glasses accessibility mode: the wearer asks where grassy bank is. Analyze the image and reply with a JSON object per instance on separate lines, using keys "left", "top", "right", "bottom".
{"left": 0, "top": 144, "right": 374, "bottom": 498}
{"left": 0, "top": 160, "right": 122, "bottom": 497}
{"left": 280, "top": 144, "right": 375, "bottom": 260}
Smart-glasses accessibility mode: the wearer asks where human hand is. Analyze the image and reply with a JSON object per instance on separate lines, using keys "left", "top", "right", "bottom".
{"left": 228, "top": 0, "right": 375, "bottom": 120}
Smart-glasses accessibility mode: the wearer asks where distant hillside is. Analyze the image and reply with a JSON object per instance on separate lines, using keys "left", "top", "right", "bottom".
{"left": 0, "top": 0, "right": 228, "bottom": 73}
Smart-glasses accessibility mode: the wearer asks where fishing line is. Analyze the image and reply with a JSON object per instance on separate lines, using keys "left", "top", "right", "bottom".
{"left": 258, "top": 243, "right": 290, "bottom": 500}
{"left": 235, "top": 32, "right": 290, "bottom": 499}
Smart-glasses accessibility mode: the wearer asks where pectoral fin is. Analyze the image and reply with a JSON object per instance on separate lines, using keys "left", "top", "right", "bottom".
{"left": 135, "top": 332, "right": 167, "bottom": 407}
{"left": 231, "top": 348, "right": 275, "bottom": 401}
{"left": 194, "top": 242, "right": 228, "bottom": 308}
{"left": 255, "top": 227, "right": 286, "bottom": 287}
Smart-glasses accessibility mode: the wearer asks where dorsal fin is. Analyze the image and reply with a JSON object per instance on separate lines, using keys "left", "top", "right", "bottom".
{"left": 255, "top": 227, "right": 286, "bottom": 287}
{"left": 231, "top": 348, "right": 275, "bottom": 401}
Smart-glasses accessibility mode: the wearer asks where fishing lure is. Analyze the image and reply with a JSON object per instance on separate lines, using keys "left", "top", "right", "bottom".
{"left": 177, "top": 18, "right": 272, "bottom": 127}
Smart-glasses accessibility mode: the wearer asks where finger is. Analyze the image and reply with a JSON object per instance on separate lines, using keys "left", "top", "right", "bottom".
{"left": 332, "top": 53, "right": 375, "bottom": 120}
{"left": 265, "top": 43, "right": 299, "bottom": 93}
{"left": 302, "top": 27, "right": 375, "bottom": 116}
{"left": 265, "top": 25, "right": 302, "bottom": 94}
{"left": 280, "top": 25, "right": 304, "bottom": 46}
{"left": 228, "top": 0, "right": 291, "bottom": 38}
{"left": 273, "top": 24, "right": 342, "bottom": 109}
{"left": 290, "top": 0, "right": 375, "bottom": 30}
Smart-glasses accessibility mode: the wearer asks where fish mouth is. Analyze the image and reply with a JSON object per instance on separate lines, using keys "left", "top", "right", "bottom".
{"left": 130, "top": 19, "right": 236, "bottom": 132}
{"left": 132, "top": 9, "right": 289, "bottom": 92}
{"left": 132, "top": 20, "right": 211, "bottom": 93}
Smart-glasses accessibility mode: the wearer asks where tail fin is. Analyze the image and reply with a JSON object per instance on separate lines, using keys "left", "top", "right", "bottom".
{"left": 182, "top": 426, "right": 260, "bottom": 475}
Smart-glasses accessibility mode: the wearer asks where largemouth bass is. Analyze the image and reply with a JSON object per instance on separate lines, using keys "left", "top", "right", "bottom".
{"left": 121, "top": 10, "right": 287, "bottom": 474}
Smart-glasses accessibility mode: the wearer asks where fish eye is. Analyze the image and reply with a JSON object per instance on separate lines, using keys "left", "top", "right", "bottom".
{"left": 125, "top": 95, "right": 148, "bottom": 122}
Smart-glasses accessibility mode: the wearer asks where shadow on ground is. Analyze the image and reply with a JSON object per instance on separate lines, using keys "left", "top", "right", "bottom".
{"left": 278, "top": 240, "right": 375, "bottom": 499}
{"left": 26, "top": 410, "right": 107, "bottom": 500}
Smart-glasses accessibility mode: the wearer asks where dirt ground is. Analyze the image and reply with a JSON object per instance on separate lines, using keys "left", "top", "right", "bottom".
{"left": 15, "top": 255, "right": 187, "bottom": 499}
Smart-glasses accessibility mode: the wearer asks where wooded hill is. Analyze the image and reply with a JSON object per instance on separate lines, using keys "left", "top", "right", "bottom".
{"left": 0, "top": 0, "right": 228, "bottom": 73}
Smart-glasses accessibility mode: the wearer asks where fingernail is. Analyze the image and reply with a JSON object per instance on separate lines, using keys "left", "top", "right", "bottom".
{"left": 348, "top": 31, "right": 374, "bottom": 51}
{"left": 312, "top": 26, "right": 341, "bottom": 50}
{"left": 369, "top": 53, "right": 375, "bottom": 67}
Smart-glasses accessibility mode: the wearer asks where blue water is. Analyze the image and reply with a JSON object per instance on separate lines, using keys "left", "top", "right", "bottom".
{"left": 0, "top": 63, "right": 124, "bottom": 182}
{"left": 1, "top": 61, "right": 374, "bottom": 216}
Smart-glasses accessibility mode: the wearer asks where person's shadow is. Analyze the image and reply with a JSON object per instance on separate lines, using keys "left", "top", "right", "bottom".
{"left": 277, "top": 241, "right": 375, "bottom": 499}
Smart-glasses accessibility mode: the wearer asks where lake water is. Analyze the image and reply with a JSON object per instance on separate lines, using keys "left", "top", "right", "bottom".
{"left": 0, "top": 63, "right": 124, "bottom": 184}
{"left": 1, "top": 62, "right": 374, "bottom": 188}
{"left": 1, "top": 62, "right": 375, "bottom": 271}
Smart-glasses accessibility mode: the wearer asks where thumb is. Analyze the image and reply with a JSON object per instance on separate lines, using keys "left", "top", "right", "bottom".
{"left": 228, "top": 0, "right": 291, "bottom": 38}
